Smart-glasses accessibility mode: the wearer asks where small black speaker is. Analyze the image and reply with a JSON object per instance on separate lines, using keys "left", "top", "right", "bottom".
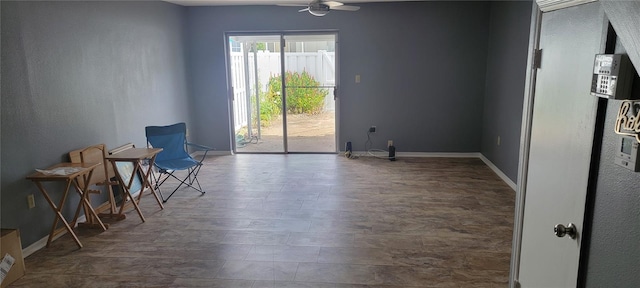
{"left": 388, "top": 145, "right": 396, "bottom": 161}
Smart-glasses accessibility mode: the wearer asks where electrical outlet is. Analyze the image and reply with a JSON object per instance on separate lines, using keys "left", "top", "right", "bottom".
{"left": 497, "top": 136, "right": 501, "bottom": 146}
{"left": 27, "top": 194, "right": 36, "bottom": 209}
{"left": 369, "top": 126, "right": 376, "bottom": 133}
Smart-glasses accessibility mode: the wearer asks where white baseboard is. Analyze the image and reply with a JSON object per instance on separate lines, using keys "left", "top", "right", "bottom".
{"left": 23, "top": 235, "right": 52, "bottom": 258}
{"left": 350, "top": 150, "right": 516, "bottom": 191}
{"left": 479, "top": 154, "right": 517, "bottom": 191}
{"left": 397, "top": 152, "right": 482, "bottom": 158}
{"left": 23, "top": 215, "right": 87, "bottom": 257}
{"left": 352, "top": 151, "right": 481, "bottom": 158}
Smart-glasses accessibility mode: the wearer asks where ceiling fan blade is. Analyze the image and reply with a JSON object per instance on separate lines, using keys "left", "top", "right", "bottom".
{"left": 278, "top": 4, "right": 310, "bottom": 7}
{"left": 323, "top": 1, "right": 344, "bottom": 7}
{"left": 298, "top": 7, "right": 310, "bottom": 12}
{"left": 330, "top": 5, "right": 360, "bottom": 11}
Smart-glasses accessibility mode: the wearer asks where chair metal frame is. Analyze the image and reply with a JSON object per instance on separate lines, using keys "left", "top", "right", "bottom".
{"left": 145, "top": 123, "right": 213, "bottom": 202}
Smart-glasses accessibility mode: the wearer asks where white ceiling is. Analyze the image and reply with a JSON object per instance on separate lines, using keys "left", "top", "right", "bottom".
{"left": 165, "top": 0, "right": 426, "bottom": 7}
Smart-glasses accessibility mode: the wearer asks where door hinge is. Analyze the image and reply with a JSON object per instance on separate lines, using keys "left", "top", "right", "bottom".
{"left": 230, "top": 86, "right": 234, "bottom": 101}
{"left": 533, "top": 49, "right": 543, "bottom": 69}
{"left": 334, "top": 86, "right": 337, "bottom": 100}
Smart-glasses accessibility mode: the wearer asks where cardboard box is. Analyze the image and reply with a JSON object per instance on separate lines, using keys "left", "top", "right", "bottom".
{"left": 0, "top": 229, "right": 25, "bottom": 288}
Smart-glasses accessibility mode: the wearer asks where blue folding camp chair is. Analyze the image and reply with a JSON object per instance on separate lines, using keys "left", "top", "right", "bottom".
{"left": 145, "top": 123, "right": 213, "bottom": 202}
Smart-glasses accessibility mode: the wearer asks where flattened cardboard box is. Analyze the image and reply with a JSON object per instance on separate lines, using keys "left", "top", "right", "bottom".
{"left": 1, "top": 229, "right": 26, "bottom": 288}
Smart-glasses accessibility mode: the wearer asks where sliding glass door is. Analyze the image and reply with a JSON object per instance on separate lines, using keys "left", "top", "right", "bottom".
{"left": 227, "top": 32, "right": 337, "bottom": 153}
{"left": 228, "top": 34, "right": 284, "bottom": 153}
{"left": 283, "top": 34, "right": 336, "bottom": 152}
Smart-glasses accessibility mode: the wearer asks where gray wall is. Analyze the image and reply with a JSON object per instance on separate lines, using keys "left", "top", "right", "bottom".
{"left": 1, "top": 1, "right": 190, "bottom": 246}
{"left": 186, "top": 2, "right": 492, "bottom": 153}
{"left": 481, "top": 1, "right": 532, "bottom": 182}
{"left": 585, "top": 100, "right": 640, "bottom": 287}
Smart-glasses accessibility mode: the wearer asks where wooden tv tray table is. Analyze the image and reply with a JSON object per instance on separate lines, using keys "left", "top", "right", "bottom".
{"left": 104, "top": 148, "right": 164, "bottom": 222}
{"left": 26, "top": 162, "right": 107, "bottom": 248}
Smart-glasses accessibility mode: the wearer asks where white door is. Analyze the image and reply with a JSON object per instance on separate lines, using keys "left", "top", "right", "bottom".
{"left": 518, "top": 3, "right": 605, "bottom": 287}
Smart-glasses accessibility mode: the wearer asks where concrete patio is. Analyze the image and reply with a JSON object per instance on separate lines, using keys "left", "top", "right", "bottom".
{"left": 236, "top": 111, "right": 336, "bottom": 153}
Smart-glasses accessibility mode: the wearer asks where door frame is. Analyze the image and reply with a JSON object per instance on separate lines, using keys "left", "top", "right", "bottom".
{"left": 509, "top": 2, "right": 542, "bottom": 287}
{"left": 224, "top": 30, "right": 340, "bottom": 154}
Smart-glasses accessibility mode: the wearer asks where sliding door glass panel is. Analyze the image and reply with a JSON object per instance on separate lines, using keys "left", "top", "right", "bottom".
{"left": 229, "top": 35, "right": 284, "bottom": 153}
{"left": 283, "top": 34, "right": 337, "bottom": 152}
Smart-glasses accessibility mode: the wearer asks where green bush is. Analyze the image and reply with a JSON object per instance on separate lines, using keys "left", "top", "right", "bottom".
{"left": 250, "top": 82, "right": 281, "bottom": 128}
{"left": 263, "top": 71, "right": 327, "bottom": 115}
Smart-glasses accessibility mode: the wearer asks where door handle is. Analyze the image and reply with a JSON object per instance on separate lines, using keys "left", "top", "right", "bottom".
{"left": 554, "top": 223, "right": 577, "bottom": 239}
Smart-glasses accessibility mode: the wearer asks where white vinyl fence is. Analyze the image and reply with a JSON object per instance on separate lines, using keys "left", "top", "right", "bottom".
{"left": 231, "top": 50, "right": 335, "bottom": 132}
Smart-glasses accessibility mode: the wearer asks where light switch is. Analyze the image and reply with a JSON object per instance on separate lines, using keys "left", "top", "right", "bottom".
{"left": 355, "top": 75, "right": 361, "bottom": 83}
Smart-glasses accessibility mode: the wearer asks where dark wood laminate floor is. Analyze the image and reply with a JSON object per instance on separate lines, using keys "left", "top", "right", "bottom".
{"left": 12, "top": 155, "right": 515, "bottom": 288}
